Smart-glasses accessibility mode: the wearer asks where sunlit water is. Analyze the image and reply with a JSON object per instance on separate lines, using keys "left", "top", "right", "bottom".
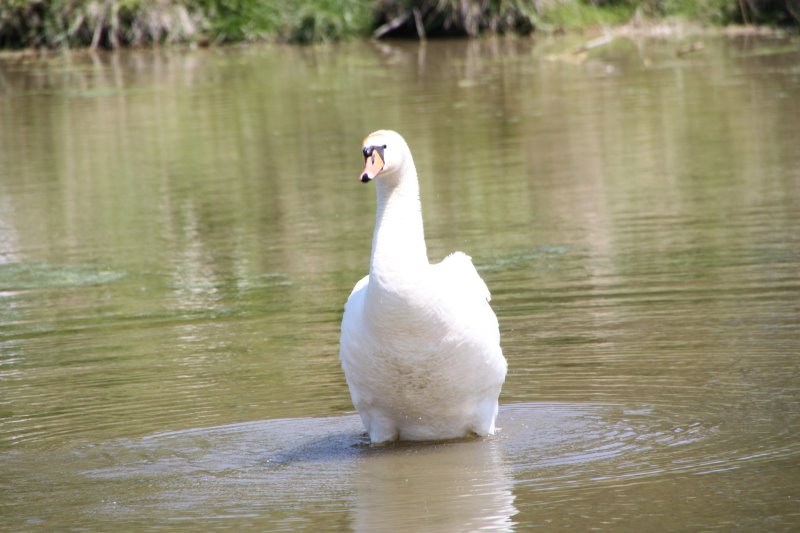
{"left": 1, "top": 36, "right": 799, "bottom": 531}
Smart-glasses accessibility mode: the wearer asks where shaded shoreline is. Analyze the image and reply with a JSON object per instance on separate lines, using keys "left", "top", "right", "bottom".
{"left": 0, "top": 0, "right": 796, "bottom": 52}
{"left": 0, "top": 21, "right": 792, "bottom": 62}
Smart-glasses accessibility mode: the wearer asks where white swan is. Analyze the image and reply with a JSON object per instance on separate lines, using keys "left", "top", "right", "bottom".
{"left": 339, "top": 130, "right": 507, "bottom": 443}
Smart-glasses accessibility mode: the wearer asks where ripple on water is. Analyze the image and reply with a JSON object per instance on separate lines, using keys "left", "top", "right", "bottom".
{"left": 0, "top": 262, "right": 125, "bottom": 290}
{"left": 3, "top": 401, "right": 797, "bottom": 530}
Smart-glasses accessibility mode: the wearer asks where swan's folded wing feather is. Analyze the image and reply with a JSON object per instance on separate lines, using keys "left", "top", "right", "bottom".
{"left": 347, "top": 274, "right": 370, "bottom": 300}
{"left": 340, "top": 274, "right": 370, "bottom": 402}
{"left": 434, "top": 251, "right": 505, "bottom": 380}
{"left": 436, "top": 251, "right": 491, "bottom": 303}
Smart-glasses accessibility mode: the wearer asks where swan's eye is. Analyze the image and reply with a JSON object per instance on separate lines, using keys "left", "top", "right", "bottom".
{"left": 362, "top": 144, "right": 386, "bottom": 165}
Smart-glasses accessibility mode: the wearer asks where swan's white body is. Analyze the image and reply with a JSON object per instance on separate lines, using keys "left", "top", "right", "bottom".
{"left": 339, "top": 130, "right": 507, "bottom": 443}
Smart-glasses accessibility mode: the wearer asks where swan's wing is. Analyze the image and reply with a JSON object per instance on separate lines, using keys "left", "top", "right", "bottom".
{"left": 432, "top": 251, "right": 499, "bottom": 345}
{"left": 435, "top": 252, "right": 491, "bottom": 303}
{"left": 347, "top": 274, "right": 370, "bottom": 300}
{"left": 341, "top": 274, "right": 369, "bottom": 345}
{"left": 340, "top": 274, "right": 370, "bottom": 403}
{"left": 433, "top": 252, "right": 506, "bottom": 384}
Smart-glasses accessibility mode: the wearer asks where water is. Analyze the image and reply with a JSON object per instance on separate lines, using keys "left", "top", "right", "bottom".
{"left": 1, "top": 36, "right": 799, "bottom": 530}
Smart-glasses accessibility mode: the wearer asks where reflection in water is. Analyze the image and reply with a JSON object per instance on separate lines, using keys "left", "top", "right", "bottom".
{"left": 7, "top": 400, "right": 794, "bottom": 530}
{"left": 0, "top": 402, "right": 710, "bottom": 529}
{"left": 353, "top": 440, "right": 516, "bottom": 532}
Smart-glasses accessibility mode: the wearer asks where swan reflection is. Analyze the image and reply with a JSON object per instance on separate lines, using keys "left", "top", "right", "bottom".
{"left": 352, "top": 438, "right": 517, "bottom": 531}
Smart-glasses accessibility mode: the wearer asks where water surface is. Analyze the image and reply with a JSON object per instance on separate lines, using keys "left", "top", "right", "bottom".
{"left": 1, "top": 36, "right": 799, "bottom": 530}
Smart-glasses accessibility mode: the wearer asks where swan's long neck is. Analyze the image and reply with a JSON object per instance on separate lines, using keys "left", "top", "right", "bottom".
{"left": 370, "top": 164, "right": 429, "bottom": 284}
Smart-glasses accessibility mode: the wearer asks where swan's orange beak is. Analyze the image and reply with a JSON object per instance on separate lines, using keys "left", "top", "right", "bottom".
{"left": 360, "top": 145, "right": 385, "bottom": 183}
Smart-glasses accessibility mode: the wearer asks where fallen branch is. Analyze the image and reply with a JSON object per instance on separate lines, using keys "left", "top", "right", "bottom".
{"left": 373, "top": 12, "right": 410, "bottom": 39}
{"left": 90, "top": 0, "right": 108, "bottom": 49}
{"left": 573, "top": 34, "right": 613, "bottom": 54}
{"left": 412, "top": 8, "right": 425, "bottom": 40}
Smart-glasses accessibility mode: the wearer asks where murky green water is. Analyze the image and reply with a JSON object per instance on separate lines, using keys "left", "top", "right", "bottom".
{"left": 1, "top": 35, "right": 799, "bottom": 530}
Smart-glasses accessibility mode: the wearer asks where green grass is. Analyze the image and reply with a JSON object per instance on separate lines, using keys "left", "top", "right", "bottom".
{"left": 641, "top": 0, "right": 799, "bottom": 26}
{"left": 650, "top": 0, "right": 739, "bottom": 24}
{"left": 0, "top": 0, "right": 205, "bottom": 48}
{"left": 198, "top": 0, "right": 371, "bottom": 43}
{"left": 0, "top": 0, "right": 372, "bottom": 48}
{"left": 0, "top": 0, "right": 796, "bottom": 49}
{"left": 537, "top": 1, "right": 638, "bottom": 31}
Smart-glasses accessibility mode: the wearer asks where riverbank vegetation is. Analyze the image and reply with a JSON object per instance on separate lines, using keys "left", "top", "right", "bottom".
{"left": 0, "top": 0, "right": 797, "bottom": 49}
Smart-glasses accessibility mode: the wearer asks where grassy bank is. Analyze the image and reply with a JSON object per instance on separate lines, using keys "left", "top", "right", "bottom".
{"left": 0, "top": 0, "right": 797, "bottom": 49}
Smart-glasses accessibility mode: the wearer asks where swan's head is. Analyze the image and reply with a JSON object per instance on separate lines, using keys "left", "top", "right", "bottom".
{"left": 359, "top": 130, "right": 412, "bottom": 184}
